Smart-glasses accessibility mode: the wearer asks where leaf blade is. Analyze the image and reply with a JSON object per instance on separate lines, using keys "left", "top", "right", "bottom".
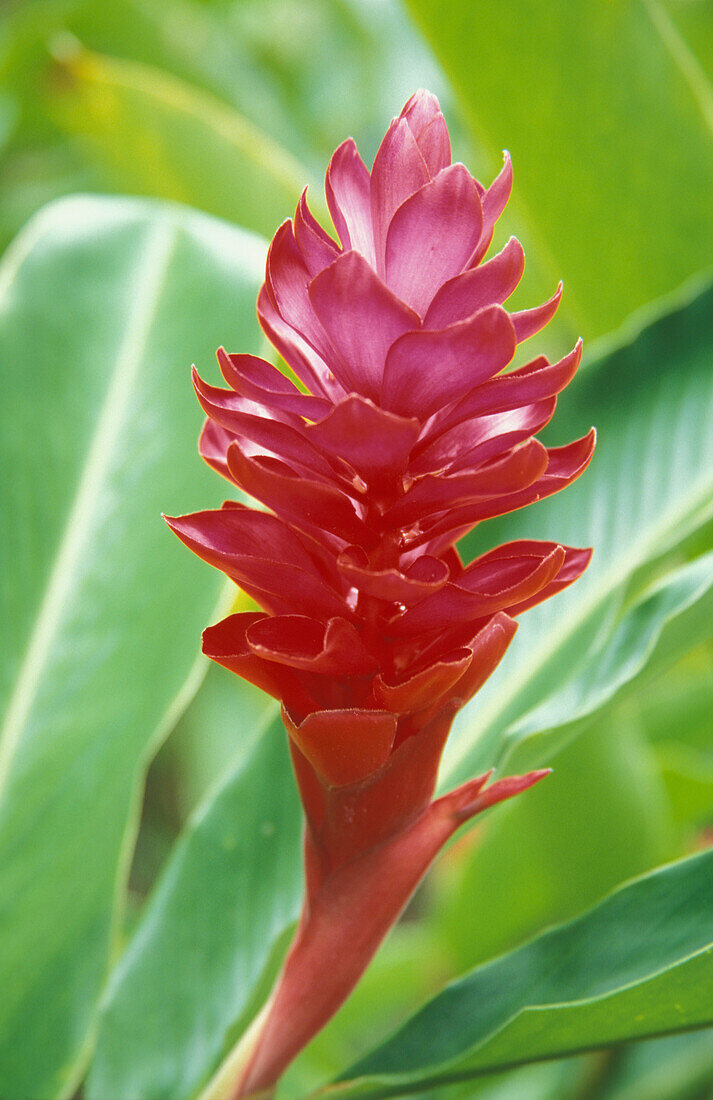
{"left": 405, "top": 0, "right": 713, "bottom": 341}
{"left": 327, "top": 849, "right": 713, "bottom": 1097}
{"left": 49, "top": 45, "right": 314, "bottom": 237}
{"left": 0, "top": 194, "right": 266, "bottom": 1099}
{"left": 86, "top": 715, "right": 303, "bottom": 1100}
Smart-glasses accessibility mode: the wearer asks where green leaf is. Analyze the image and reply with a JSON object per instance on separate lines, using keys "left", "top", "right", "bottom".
{"left": 326, "top": 849, "right": 713, "bottom": 1098}
{"left": 153, "top": 659, "right": 275, "bottom": 825}
{"left": 504, "top": 550, "right": 713, "bottom": 775}
{"left": 62, "top": 0, "right": 454, "bottom": 170}
{"left": 441, "top": 278, "right": 713, "bottom": 787}
{"left": 124, "top": 657, "right": 274, "bottom": 905}
{"left": 659, "top": 0, "right": 713, "bottom": 99}
{"left": 434, "top": 717, "right": 674, "bottom": 975}
{"left": 628, "top": 641, "right": 713, "bottom": 758}
{"left": 48, "top": 44, "right": 313, "bottom": 237}
{"left": 600, "top": 1030, "right": 713, "bottom": 1100}
{"left": 0, "top": 194, "right": 266, "bottom": 1099}
{"left": 86, "top": 715, "right": 303, "bottom": 1100}
{"left": 405, "top": 0, "right": 713, "bottom": 342}
{"left": 0, "top": 0, "right": 460, "bottom": 249}
{"left": 657, "top": 743, "right": 713, "bottom": 829}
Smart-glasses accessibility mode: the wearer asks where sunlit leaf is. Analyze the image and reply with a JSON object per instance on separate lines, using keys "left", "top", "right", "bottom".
{"left": 0, "top": 194, "right": 266, "bottom": 1099}
{"left": 406, "top": 0, "right": 713, "bottom": 342}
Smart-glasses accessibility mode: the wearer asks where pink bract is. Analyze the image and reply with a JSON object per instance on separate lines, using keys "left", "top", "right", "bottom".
{"left": 167, "top": 89, "right": 594, "bottom": 1097}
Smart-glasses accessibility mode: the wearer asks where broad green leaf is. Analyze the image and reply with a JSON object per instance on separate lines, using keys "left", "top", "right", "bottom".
{"left": 660, "top": 0, "right": 713, "bottom": 90}
{"left": 326, "top": 849, "right": 713, "bottom": 1097}
{"left": 125, "top": 659, "right": 273, "bottom": 906}
{"left": 48, "top": 44, "right": 312, "bottom": 237}
{"left": 441, "top": 279, "right": 713, "bottom": 787}
{"left": 86, "top": 715, "right": 303, "bottom": 1100}
{"left": 0, "top": 194, "right": 266, "bottom": 1100}
{"left": 406, "top": 0, "right": 713, "bottom": 342}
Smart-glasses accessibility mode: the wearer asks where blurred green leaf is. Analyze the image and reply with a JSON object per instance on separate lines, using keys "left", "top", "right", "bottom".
{"left": 199, "top": 0, "right": 461, "bottom": 169}
{"left": 434, "top": 718, "right": 674, "bottom": 974}
{"left": 165, "top": 661, "right": 272, "bottom": 811}
{"left": 410, "top": 1057, "right": 598, "bottom": 1100}
{"left": 86, "top": 715, "right": 303, "bottom": 1100}
{"left": 48, "top": 44, "right": 312, "bottom": 238}
{"left": 657, "top": 743, "right": 713, "bottom": 829}
{"left": 0, "top": 92, "right": 18, "bottom": 150}
{"left": 629, "top": 640, "right": 713, "bottom": 757}
{"left": 0, "top": 143, "right": 101, "bottom": 254}
{"left": 600, "top": 1029, "right": 713, "bottom": 1100}
{"left": 660, "top": 0, "right": 713, "bottom": 90}
{"left": 441, "top": 278, "right": 713, "bottom": 788}
{"left": 8, "top": 0, "right": 455, "bottom": 170}
{"left": 0, "top": 194, "right": 266, "bottom": 1099}
{"left": 1, "top": 0, "right": 458, "bottom": 251}
{"left": 326, "top": 848, "right": 713, "bottom": 1097}
{"left": 125, "top": 659, "right": 273, "bottom": 902}
{"left": 406, "top": 0, "right": 713, "bottom": 343}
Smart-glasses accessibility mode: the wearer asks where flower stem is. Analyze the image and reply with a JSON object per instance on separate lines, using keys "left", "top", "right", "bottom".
{"left": 230, "top": 801, "right": 458, "bottom": 1097}
{"left": 200, "top": 765, "right": 549, "bottom": 1100}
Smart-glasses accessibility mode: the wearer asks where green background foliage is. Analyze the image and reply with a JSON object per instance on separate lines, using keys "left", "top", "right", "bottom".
{"left": 2, "top": 2, "right": 713, "bottom": 1099}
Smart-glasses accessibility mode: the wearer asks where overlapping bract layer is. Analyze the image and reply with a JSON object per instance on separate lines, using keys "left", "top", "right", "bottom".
{"left": 168, "top": 90, "right": 593, "bottom": 871}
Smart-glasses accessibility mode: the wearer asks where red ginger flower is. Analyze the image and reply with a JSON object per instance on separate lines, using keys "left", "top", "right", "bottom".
{"left": 167, "top": 90, "right": 594, "bottom": 1097}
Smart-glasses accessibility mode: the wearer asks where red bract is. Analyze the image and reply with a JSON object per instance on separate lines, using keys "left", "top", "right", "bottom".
{"left": 167, "top": 90, "right": 594, "bottom": 1097}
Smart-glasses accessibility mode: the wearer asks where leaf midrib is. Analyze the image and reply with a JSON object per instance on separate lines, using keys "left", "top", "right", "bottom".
{"left": 0, "top": 216, "right": 177, "bottom": 806}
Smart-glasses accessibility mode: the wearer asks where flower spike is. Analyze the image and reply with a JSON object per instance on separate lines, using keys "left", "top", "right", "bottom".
{"left": 168, "top": 88, "right": 594, "bottom": 1098}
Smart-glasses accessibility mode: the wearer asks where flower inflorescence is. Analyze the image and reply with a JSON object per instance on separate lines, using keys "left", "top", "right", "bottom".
{"left": 167, "top": 90, "right": 594, "bottom": 873}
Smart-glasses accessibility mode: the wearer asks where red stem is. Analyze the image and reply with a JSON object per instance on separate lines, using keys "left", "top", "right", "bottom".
{"left": 231, "top": 764, "right": 549, "bottom": 1097}
{"left": 232, "top": 799, "right": 457, "bottom": 1098}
